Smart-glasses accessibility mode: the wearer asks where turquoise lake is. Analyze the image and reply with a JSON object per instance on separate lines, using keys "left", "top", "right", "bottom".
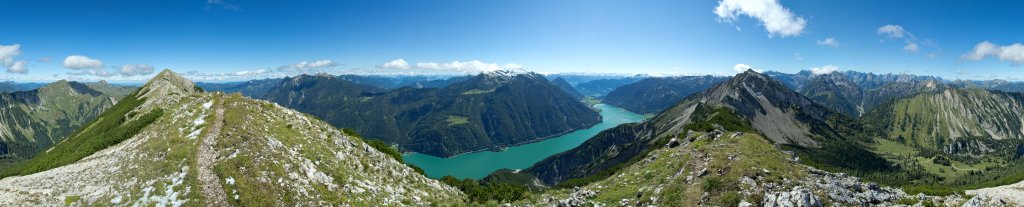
{"left": 403, "top": 104, "right": 644, "bottom": 179}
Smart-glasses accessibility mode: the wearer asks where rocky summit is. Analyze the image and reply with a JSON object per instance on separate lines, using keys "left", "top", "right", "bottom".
{"left": 0, "top": 70, "right": 463, "bottom": 206}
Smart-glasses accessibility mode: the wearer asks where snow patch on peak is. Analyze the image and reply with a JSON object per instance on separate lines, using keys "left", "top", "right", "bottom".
{"left": 485, "top": 69, "right": 530, "bottom": 77}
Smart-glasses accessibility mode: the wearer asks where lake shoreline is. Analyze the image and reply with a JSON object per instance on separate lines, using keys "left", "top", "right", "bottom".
{"left": 404, "top": 104, "right": 644, "bottom": 179}
{"left": 403, "top": 103, "right": 609, "bottom": 159}
{"left": 422, "top": 114, "right": 605, "bottom": 159}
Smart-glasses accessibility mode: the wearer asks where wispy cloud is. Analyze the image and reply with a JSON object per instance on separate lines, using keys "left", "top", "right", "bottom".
{"left": 118, "top": 64, "right": 156, "bottom": 76}
{"left": 378, "top": 59, "right": 411, "bottom": 69}
{"left": 185, "top": 69, "right": 281, "bottom": 81}
{"left": 877, "top": 25, "right": 911, "bottom": 39}
{"left": 415, "top": 60, "right": 502, "bottom": 72}
{"left": 0, "top": 44, "right": 29, "bottom": 74}
{"left": 903, "top": 42, "right": 919, "bottom": 53}
{"left": 62, "top": 55, "right": 105, "bottom": 70}
{"left": 810, "top": 65, "right": 839, "bottom": 75}
{"left": 733, "top": 63, "right": 756, "bottom": 73}
{"left": 714, "top": 0, "right": 807, "bottom": 37}
{"left": 206, "top": 0, "right": 241, "bottom": 11}
{"left": 373, "top": 59, "right": 526, "bottom": 74}
{"left": 961, "top": 41, "right": 1024, "bottom": 65}
{"left": 277, "top": 59, "right": 337, "bottom": 73}
{"left": 816, "top": 37, "right": 840, "bottom": 48}
{"left": 877, "top": 24, "right": 935, "bottom": 55}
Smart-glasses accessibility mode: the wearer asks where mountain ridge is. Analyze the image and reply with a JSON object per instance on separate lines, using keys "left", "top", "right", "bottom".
{"left": 260, "top": 71, "right": 602, "bottom": 157}
{"left": 0, "top": 79, "right": 134, "bottom": 165}
{"left": 523, "top": 69, "right": 877, "bottom": 185}
{"left": 0, "top": 70, "right": 464, "bottom": 206}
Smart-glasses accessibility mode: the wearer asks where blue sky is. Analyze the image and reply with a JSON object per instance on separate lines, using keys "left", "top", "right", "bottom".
{"left": 1, "top": 0, "right": 1023, "bottom": 82}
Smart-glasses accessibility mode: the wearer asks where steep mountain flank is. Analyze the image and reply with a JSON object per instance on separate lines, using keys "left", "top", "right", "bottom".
{"left": 0, "top": 70, "right": 463, "bottom": 206}
{"left": 863, "top": 88, "right": 1024, "bottom": 154}
{"left": 552, "top": 77, "right": 585, "bottom": 100}
{"left": 798, "top": 72, "right": 946, "bottom": 117}
{"left": 524, "top": 70, "right": 866, "bottom": 185}
{"left": 603, "top": 76, "right": 727, "bottom": 114}
{"left": 0, "top": 80, "right": 134, "bottom": 164}
{"left": 509, "top": 129, "right": 990, "bottom": 206}
{"left": 651, "top": 70, "right": 846, "bottom": 147}
{"left": 261, "top": 70, "right": 601, "bottom": 157}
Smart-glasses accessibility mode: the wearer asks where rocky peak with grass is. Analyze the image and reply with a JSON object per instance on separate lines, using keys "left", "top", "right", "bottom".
{"left": 0, "top": 70, "right": 464, "bottom": 206}
{"left": 139, "top": 69, "right": 200, "bottom": 99}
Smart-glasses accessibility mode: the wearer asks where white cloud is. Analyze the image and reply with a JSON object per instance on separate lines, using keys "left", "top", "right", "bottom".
{"left": 714, "top": 0, "right": 807, "bottom": 37}
{"left": 185, "top": 69, "right": 282, "bottom": 81}
{"left": 62, "top": 55, "right": 105, "bottom": 69}
{"left": 793, "top": 52, "right": 803, "bottom": 61}
{"left": 810, "top": 65, "right": 839, "bottom": 75}
{"left": 733, "top": 63, "right": 753, "bottom": 73}
{"left": 65, "top": 68, "right": 116, "bottom": 77}
{"left": 118, "top": 64, "right": 156, "bottom": 76}
{"left": 1, "top": 44, "right": 29, "bottom": 74}
{"left": 876, "top": 24, "right": 937, "bottom": 56}
{"left": 8, "top": 60, "right": 28, "bottom": 74}
{"left": 503, "top": 63, "right": 524, "bottom": 70}
{"left": 306, "top": 60, "right": 335, "bottom": 68}
{"left": 817, "top": 37, "right": 839, "bottom": 48}
{"left": 206, "top": 0, "right": 241, "bottom": 11}
{"left": 379, "top": 59, "right": 411, "bottom": 69}
{"left": 277, "top": 59, "right": 337, "bottom": 72}
{"left": 961, "top": 41, "right": 1024, "bottom": 65}
{"left": 0, "top": 44, "right": 21, "bottom": 64}
{"left": 414, "top": 60, "right": 503, "bottom": 72}
{"left": 877, "top": 25, "right": 910, "bottom": 39}
{"left": 903, "top": 42, "right": 919, "bottom": 53}
{"left": 233, "top": 69, "right": 268, "bottom": 76}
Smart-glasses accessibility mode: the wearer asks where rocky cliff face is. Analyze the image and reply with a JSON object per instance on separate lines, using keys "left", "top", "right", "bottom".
{"left": 0, "top": 70, "right": 463, "bottom": 206}
{"left": 652, "top": 70, "right": 845, "bottom": 147}
{"left": 864, "top": 88, "right": 1024, "bottom": 154}
{"left": 767, "top": 70, "right": 945, "bottom": 117}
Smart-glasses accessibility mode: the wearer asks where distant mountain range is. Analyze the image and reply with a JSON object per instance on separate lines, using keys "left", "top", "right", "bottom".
{"left": 0, "top": 81, "right": 46, "bottom": 93}
{"left": 597, "top": 70, "right": 1024, "bottom": 118}
{"left": 603, "top": 76, "right": 728, "bottom": 114}
{"left": 196, "top": 78, "right": 282, "bottom": 97}
{"left": 0, "top": 80, "right": 134, "bottom": 165}
{"left": 197, "top": 75, "right": 470, "bottom": 98}
{"left": 571, "top": 76, "right": 646, "bottom": 98}
{"left": 252, "top": 71, "right": 601, "bottom": 157}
